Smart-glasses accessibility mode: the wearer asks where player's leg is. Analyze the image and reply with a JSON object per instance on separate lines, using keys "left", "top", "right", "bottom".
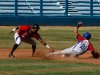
{"left": 9, "top": 44, "right": 19, "bottom": 57}
{"left": 71, "top": 50, "right": 87, "bottom": 58}
{"left": 60, "top": 47, "right": 80, "bottom": 57}
{"left": 46, "top": 50, "right": 62, "bottom": 57}
{"left": 22, "top": 38, "right": 36, "bottom": 56}
{"left": 32, "top": 42, "right": 36, "bottom": 56}
{"left": 9, "top": 32, "right": 21, "bottom": 58}
{"left": 47, "top": 48, "right": 73, "bottom": 57}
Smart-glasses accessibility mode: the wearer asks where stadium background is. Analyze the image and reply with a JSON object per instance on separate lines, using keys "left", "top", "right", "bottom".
{"left": 0, "top": 0, "right": 100, "bottom": 25}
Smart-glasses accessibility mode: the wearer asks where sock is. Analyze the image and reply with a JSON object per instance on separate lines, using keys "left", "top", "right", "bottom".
{"left": 32, "top": 45, "right": 36, "bottom": 55}
{"left": 10, "top": 44, "right": 19, "bottom": 54}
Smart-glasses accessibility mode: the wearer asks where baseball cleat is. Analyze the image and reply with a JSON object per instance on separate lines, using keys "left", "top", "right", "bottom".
{"left": 8, "top": 54, "right": 15, "bottom": 58}
{"left": 61, "top": 55, "right": 65, "bottom": 57}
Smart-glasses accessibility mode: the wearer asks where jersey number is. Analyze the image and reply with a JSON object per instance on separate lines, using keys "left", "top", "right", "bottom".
{"left": 80, "top": 44, "right": 87, "bottom": 50}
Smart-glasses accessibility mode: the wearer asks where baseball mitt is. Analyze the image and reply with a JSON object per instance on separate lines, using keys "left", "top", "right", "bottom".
{"left": 93, "top": 52, "right": 99, "bottom": 59}
{"left": 77, "top": 21, "right": 83, "bottom": 27}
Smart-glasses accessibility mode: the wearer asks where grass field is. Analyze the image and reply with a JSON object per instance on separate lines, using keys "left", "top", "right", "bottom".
{"left": 0, "top": 26, "right": 100, "bottom": 50}
{"left": 1, "top": 59, "right": 100, "bottom": 75}
{"left": 0, "top": 26, "right": 100, "bottom": 75}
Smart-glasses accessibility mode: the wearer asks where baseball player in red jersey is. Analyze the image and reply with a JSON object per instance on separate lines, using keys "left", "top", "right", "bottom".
{"left": 9, "top": 24, "right": 54, "bottom": 58}
{"left": 47, "top": 22, "right": 99, "bottom": 58}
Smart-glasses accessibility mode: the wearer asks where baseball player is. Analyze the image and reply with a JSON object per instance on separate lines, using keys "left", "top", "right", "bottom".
{"left": 9, "top": 24, "right": 54, "bottom": 58}
{"left": 47, "top": 22, "right": 99, "bottom": 58}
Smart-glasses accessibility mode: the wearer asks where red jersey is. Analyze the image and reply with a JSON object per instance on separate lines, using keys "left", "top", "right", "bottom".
{"left": 17, "top": 25, "right": 41, "bottom": 40}
{"left": 18, "top": 26, "right": 31, "bottom": 37}
{"left": 30, "top": 31, "right": 41, "bottom": 40}
{"left": 77, "top": 34, "right": 94, "bottom": 51}
{"left": 19, "top": 25, "right": 31, "bottom": 31}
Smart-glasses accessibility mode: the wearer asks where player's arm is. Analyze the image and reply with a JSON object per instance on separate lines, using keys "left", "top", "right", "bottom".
{"left": 74, "top": 21, "right": 83, "bottom": 36}
{"left": 39, "top": 38, "right": 49, "bottom": 47}
{"left": 88, "top": 42, "right": 99, "bottom": 59}
{"left": 11, "top": 26, "right": 19, "bottom": 33}
{"left": 91, "top": 51, "right": 99, "bottom": 59}
{"left": 34, "top": 33, "right": 54, "bottom": 52}
{"left": 34, "top": 33, "right": 50, "bottom": 48}
{"left": 38, "top": 38, "right": 54, "bottom": 52}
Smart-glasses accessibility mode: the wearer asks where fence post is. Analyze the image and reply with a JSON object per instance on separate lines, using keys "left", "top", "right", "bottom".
{"left": 40, "top": 0, "right": 43, "bottom": 16}
{"left": 15, "top": 0, "right": 18, "bottom": 16}
{"left": 65, "top": 0, "right": 68, "bottom": 16}
{"left": 90, "top": 0, "right": 93, "bottom": 16}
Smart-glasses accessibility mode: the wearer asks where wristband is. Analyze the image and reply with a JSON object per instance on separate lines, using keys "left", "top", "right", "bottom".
{"left": 12, "top": 28, "right": 16, "bottom": 31}
{"left": 46, "top": 45, "right": 50, "bottom": 48}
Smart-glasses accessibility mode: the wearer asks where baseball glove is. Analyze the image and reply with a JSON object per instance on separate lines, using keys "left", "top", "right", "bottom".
{"left": 77, "top": 21, "right": 83, "bottom": 27}
{"left": 93, "top": 52, "right": 99, "bottom": 59}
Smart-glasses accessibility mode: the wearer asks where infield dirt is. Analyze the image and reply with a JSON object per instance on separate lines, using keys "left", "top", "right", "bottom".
{"left": 0, "top": 49, "right": 100, "bottom": 64}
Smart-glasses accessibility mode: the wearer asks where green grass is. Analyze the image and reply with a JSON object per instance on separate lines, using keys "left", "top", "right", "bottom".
{"left": 0, "top": 59, "right": 100, "bottom": 75}
{"left": 0, "top": 26, "right": 100, "bottom": 50}
{"left": 0, "top": 26, "right": 100, "bottom": 75}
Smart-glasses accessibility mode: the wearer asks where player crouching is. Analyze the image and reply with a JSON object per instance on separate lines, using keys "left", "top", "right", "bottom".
{"left": 9, "top": 24, "right": 54, "bottom": 58}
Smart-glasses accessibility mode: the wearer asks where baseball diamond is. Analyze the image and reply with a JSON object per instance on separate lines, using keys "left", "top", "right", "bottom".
{"left": 0, "top": 26, "right": 100, "bottom": 75}
{"left": 0, "top": 0, "right": 100, "bottom": 75}
{"left": 0, "top": 49, "right": 100, "bottom": 64}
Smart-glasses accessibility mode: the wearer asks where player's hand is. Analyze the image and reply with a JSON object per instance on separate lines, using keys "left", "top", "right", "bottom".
{"left": 92, "top": 52, "right": 99, "bottom": 59}
{"left": 49, "top": 47, "right": 54, "bottom": 53}
{"left": 9, "top": 31, "right": 14, "bottom": 34}
{"left": 77, "top": 21, "right": 83, "bottom": 27}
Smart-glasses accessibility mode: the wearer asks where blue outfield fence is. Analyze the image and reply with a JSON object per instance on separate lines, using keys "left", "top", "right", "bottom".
{"left": 0, "top": 0, "right": 100, "bottom": 26}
